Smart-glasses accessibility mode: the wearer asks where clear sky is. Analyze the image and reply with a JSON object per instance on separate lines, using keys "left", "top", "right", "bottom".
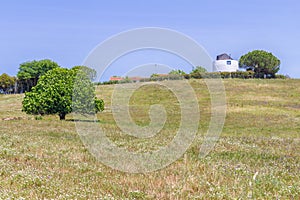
{"left": 1, "top": 0, "right": 300, "bottom": 79}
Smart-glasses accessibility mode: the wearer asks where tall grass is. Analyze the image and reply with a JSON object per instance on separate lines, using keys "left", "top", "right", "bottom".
{"left": 0, "top": 79, "right": 299, "bottom": 199}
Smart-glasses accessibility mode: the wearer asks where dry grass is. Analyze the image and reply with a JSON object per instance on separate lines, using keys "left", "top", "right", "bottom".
{"left": 0, "top": 79, "right": 299, "bottom": 199}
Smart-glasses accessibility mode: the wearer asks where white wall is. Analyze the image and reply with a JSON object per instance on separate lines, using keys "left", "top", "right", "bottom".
{"left": 213, "top": 60, "right": 239, "bottom": 72}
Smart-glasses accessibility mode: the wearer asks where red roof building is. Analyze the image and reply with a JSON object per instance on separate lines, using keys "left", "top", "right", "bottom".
{"left": 109, "top": 76, "right": 123, "bottom": 81}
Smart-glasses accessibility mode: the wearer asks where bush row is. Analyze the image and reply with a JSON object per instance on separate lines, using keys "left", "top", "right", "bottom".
{"left": 96, "top": 71, "right": 288, "bottom": 85}
{"left": 141, "top": 74, "right": 184, "bottom": 82}
{"left": 187, "top": 71, "right": 255, "bottom": 79}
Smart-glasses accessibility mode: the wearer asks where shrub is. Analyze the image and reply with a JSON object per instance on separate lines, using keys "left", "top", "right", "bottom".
{"left": 275, "top": 74, "right": 288, "bottom": 79}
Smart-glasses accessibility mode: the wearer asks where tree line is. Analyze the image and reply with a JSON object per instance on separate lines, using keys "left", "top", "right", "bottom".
{"left": 0, "top": 59, "right": 58, "bottom": 94}
{"left": 0, "top": 59, "right": 98, "bottom": 94}
{"left": 0, "top": 49, "right": 285, "bottom": 120}
{"left": 0, "top": 50, "right": 285, "bottom": 92}
{"left": 1, "top": 59, "right": 104, "bottom": 120}
{"left": 99, "top": 50, "right": 286, "bottom": 85}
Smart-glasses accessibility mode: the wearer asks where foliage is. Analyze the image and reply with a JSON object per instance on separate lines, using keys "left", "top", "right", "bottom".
{"left": 275, "top": 74, "right": 289, "bottom": 79}
{"left": 119, "top": 77, "right": 133, "bottom": 84}
{"left": 150, "top": 73, "right": 159, "bottom": 78}
{"left": 17, "top": 59, "right": 60, "bottom": 80}
{"left": 190, "top": 71, "right": 255, "bottom": 79}
{"left": 233, "top": 71, "right": 255, "bottom": 79}
{"left": 17, "top": 59, "right": 60, "bottom": 92}
{"left": 72, "top": 68, "right": 104, "bottom": 114}
{"left": 99, "top": 80, "right": 119, "bottom": 85}
{"left": 191, "top": 66, "right": 207, "bottom": 74}
{"left": 148, "top": 73, "right": 183, "bottom": 81}
{"left": 22, "top": 68, "right": 104, "bottom": 120}
{"left": 189, "top": 66, "right": 208, "bottom": 79}
{"left": 168, "top": 69, "right": 186, "bottom": 75}
{"left": 71, "top": 66, "right": 97, "bottom": 81}
{"left": 239, "top": 50, "right": 280, "bottom": 78}
{"left": 151, "top": 75, "right": 183, "bottom": 81}
{"left": 99, "top": 71, "right": 257, "bottom": 84}
{"left": 224, "top": 71, "right": 255, "bottom": 79}
{"left": 191, "top": 72, "right": 220, "bottom": 79}
{"left": 0, "top": 73, "right": 16, "bottom": 93}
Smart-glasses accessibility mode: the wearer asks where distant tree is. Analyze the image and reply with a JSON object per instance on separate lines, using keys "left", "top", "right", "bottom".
{"left": 150, "top": 73, "right": 159, "bottom": 78}
{"left": 22, "top": 68, "right": 104, "bottom": 120}
{"left": 71, "top": 66, "right": 97, "bottom": 81}
{"left": 169, "top": 69, "right": 186, "bottom": 75}
{"left": 17, "top": 59, "right": 60, "bottom": 92}
{"left": 239, "top": 50, "right": 280, "bottom": 78}
{"left": 0, "top": 73, "right": 16, "bottom": 94}
{"left": 191, "top": 66, "right": 207, "bottom": 74}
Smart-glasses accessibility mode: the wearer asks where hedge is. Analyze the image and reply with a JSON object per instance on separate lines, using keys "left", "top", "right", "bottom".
{"left": 96, "top": 71, "right": 288, "bottom": 85}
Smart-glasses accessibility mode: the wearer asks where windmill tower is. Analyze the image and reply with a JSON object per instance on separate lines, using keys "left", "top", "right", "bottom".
{"left": 213, "top": 53, "right": 239, "bottom": 72}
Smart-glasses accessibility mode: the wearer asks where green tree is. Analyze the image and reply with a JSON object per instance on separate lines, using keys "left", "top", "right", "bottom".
{"left": 17, "top": 59, "right": 60, "bottom": 92}
{"left": 0, "top": 73, "right": 16, "bottom": 93}
{"left": 191, "top": 66, "right": 207, "bottom": 74}
{"left": 169, "top": 69, "right": 186, "bottom": 75}
{"left": 22, "top": 68, "right": 104, "bottom": 120}
{"left": 71, "top": 66, "right": 97, "bottom": 81}
{"left": 239, "top": 50, "right": 280, "bottom": 78}
{"left": 150, "top": 73, "right": 159, "bottom": 78}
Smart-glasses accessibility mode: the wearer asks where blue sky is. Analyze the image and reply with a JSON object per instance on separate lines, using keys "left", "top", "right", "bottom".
{"left": 1, "top": 0, "right": 300, "bottom": 80}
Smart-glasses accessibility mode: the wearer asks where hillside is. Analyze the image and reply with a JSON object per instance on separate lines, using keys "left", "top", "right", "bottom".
{"left": 0, "top": 79, "right": 299, "bottom": 199}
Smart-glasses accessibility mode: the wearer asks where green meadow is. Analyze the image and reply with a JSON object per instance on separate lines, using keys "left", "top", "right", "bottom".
{"left": 0, "top": 79, "right": 299, "bottom": 199}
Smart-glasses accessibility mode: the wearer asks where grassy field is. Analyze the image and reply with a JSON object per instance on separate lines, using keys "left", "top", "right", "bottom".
{"left": 0, "top": 79, "right": 299, "bottom": 199}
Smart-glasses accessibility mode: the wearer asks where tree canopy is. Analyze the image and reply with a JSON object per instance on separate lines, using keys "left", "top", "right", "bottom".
{"left": 71, "top": 66, "right": 97, "bottom": 81}
{"left": 168, "top": 69, "right": 186, "bottom": 75}
{"left": 17, "top": 59, "right": 60, "bottom": 92}
{"left": 239, "top": 50, "right": 280, "bottom": 78}
{"left": 22, "top": 67, "right": 104, "bottom": 120}
{"left": 0, "top": 73, "right": 16, "bottom": 94}
{"left": 191, "top": 66, "right": 207, "bottom": 74}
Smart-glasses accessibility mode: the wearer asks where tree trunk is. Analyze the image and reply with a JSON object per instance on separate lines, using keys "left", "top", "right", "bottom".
{"left": 26, "top": 79, "right": 30, "bottom": 92}
{"left": 59, "top": 113, "right": 66, "bottom": 120}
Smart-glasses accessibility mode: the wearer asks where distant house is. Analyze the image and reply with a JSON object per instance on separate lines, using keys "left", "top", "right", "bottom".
{"left": 157, "top": 74, "right": 168, "bottom": 77}
{"left": 110, "top": 76, "right": 123, "bottom": 81}
{"left": 213, "top": 53, "right": 239, "bottom": 72}
{"left": 109, "top": 76, "right": 143, "bottom": 82}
